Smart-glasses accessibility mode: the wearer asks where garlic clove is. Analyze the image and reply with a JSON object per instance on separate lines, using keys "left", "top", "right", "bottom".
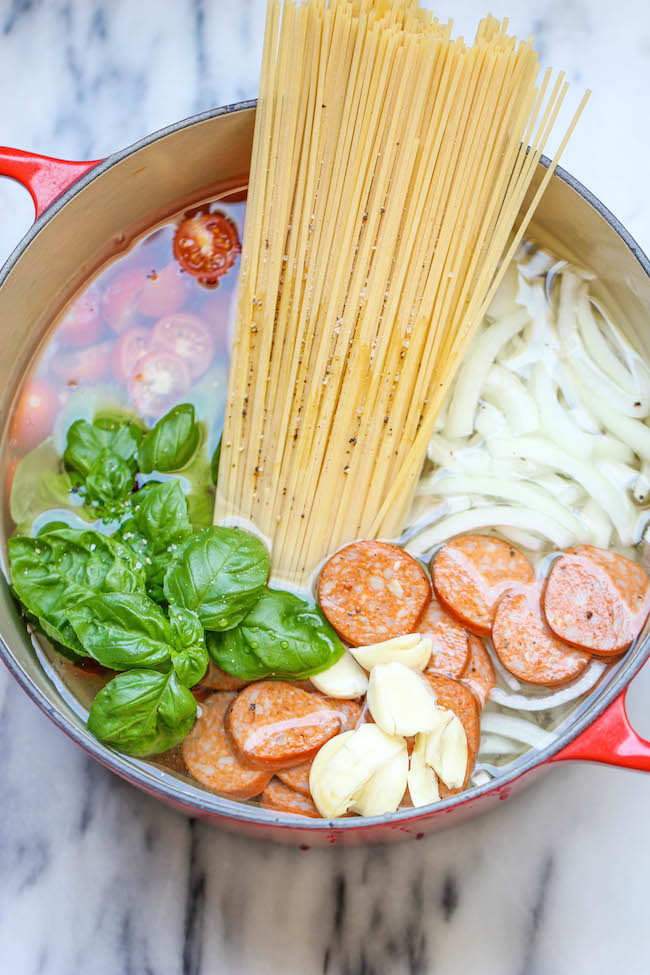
{"left": 309, "top": 650, "right": 369, "bottom": 698}
{"left": 423, "top": 709, "right": 468, "bottom": 790}
{"left": 349, "top": 633, "right": 432, "bottom": 672}
{"left": 350, "top": 742, "right": 409, "bottom": 817}
{"left": 367, "top": 661, "right": 439, "bottom": 736}
{"left": 309, "top": 724, "right": 405, "bottom": 819}
{"left": 407, "top": 732, "right": 440, "bottom": 807}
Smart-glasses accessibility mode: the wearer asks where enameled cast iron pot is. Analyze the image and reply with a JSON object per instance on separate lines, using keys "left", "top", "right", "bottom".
{"left": 1, "top": 101, "right": 650, "bottom": 846}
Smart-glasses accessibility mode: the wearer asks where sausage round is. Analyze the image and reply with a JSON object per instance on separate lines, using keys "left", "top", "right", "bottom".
{"left": 432, "top": 534, "right": 534, "bottom": 636}
{"left": 543, "top": 545, "right": 650, "bottom": 655}
{"left": 225, "top": 681, "right": 342, "bottom": 771}
{"left": 198, "top": 660, "right": 250, "bottom": 693}
{"left": 416, "top": 595, "right": 470, "bottom": 677}
{"left": 460, "top": 634, "right": 496, "bottom": 708}
{"left": 319, "top": 541, "right": 431, "bottom": 646}
{"left": 276, "top": 698, "right": 361, "bottom": 796}
{"left": 182, "top": 693, "right": 271, "bottom": 799}
{"left": 493, "top": 585, "right": 591, "bottom": 685}
{"left": 423, "top": 674, "right": 480, "bottom": 792}
{"left": 260, "top": 778, "right": 320, "bottom": 818}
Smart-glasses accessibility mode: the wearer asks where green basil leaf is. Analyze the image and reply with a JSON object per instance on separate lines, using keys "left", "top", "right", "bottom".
{"left": 210, "top": 437, "right": 221, "bottom": 486}
{"left": 207, "top": 588, "right": 345, "bottom": 679}
{"left": 67, "top": 592, "right": 173, "bottom": 670}
{"left": 171, "top": 642, "right": 209, "bottom": 688}
{"left": 87, "top": 669, "right": 196, "bottom": 757}
{"left": 138, "top": 404, "right": 200, "bottom": 474}
{"left": 117, "top": 481, "right": 192, "bottom": 602}
{"left": 169, "top": 607, "right": 204, "bottom": 649}
{"left": 36, "top": 520, "right": 71, "bottom": 537}
{"left": 85, "top": 450, "right": 135, "bottom": 506}
{"left": 164, "top": 526, "right": 270, "bottom": 631}
{"left": 64, "top": 418, "right": 140, "bottom": 481}
{"left": 9, "top": 439, "right": 92, "bottom": 534}
{"left": 8, "top": 529, "right": 146, "bottom": 653}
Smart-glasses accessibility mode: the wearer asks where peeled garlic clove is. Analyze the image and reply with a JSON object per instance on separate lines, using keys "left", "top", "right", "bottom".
{"left": 309, "top": 724, "right": 405, "bottom": 819}
{"left": 350, "top": 742, "right": 409, "bottom": 817}
{"left": 367, "top": 662, "right": 439, "bottom": 736}
{"left": 407, "top": 732, "right": 440, "bottom": 808}
{"left": 350, "top": 633, "right": 432, "bottom": 672}
{"left": 310, "top": 650, "right": 369, "bottom": 698}
{"left": 423, "top": 709, "right": 468, "bottom": 790}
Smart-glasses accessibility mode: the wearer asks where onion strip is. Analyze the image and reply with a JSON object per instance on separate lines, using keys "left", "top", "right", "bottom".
{"left": 404, "top": 504, "right": 575, "bottom": 554}
{"left": 488, "top": 659, "right": 607, "bottom": 711}
{"left": 480, "top": 713, "right": 556, "bottom": 748}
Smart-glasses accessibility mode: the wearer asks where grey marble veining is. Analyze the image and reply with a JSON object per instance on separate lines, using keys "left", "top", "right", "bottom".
{"left": 2, "top": 1, "right": 650, "bottom": 973}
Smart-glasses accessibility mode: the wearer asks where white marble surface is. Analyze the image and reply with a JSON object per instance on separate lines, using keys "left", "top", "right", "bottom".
{"left": 2, "top": 1, "right": 650, "bottom": 973}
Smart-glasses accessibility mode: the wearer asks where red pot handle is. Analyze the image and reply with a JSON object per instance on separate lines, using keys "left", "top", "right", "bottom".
{"left": 0, "top": 146, "right": 101, "bottom": 219}
{"left": 550, "top": 677, "right": 650, "bottom": 771}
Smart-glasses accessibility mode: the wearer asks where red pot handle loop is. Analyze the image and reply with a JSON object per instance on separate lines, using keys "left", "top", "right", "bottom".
{"left": 0, "top": 146, "right": 101, "bottom": 219}
{"left": 550, "top": 685, "right": 650, "bottom": 771}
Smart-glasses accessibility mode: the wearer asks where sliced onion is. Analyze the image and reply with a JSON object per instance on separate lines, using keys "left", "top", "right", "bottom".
{"left": 482, "top": 364, "right": 539, "bottom": 434}
{"left": 584, "top": 390, "right": 650, "bottom": 461}
{"left": 445, "top": 307, "right": 530, "bottom": 439}
{"left": 497, "top": 527, "right": 544, "bottom": 551}
{"left": 479, "top": 733, "right": 523, "bottom": 756}
{"left": 581, "top": 499, "right": 612, "bottom": 548}
{"left": 591, "top": 435, "right": 636, "bottom": 465}
{"left": 578, "top": 294, "right": 641, "bottom": 394}
{"left": 399, "top": 496, "right": 471, "bottom": 545}
{"left": 425, "top": 473, "right": 586, "bottom": 538}
{"left": 475, "top": 402, "right": 510, "bottom": 439}
{"left": 480, "top": 713, "right": 556, "bottom": 748}
{"left": 530, "top": 362, "right": 595, "bottom": 459}
{"left": 487, "top": 435, "right": 636, "bottom": 544}
{"left": 405, "top": 504, "right": 575, "bottom": 554}
{"left": 488, "top": 659, "right": 607, "bottom": 711}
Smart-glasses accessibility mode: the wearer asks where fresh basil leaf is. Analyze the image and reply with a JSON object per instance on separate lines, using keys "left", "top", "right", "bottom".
{"left": 9, "top": 529, "right": 146, "bottom": 653}
{"left": 138, "top": 404, "right": 200, "bottom": 474}
{"left": 87, "top": 669, "right": 196, "bottom": 757}
{"left": 207, "top": 588, "right": 345, "bottom": 680}
{"left": 64, "top": 417, "right": 140, "bottom": 481}
{"left": 85, "top": 450, "right": 135, "bottom": 506}
{"left": 164, "top": 526, "right": 270, "bottom": 631}
{"left": 67, "top": 592, "right": 173, "bottom": 670}
{"left": 210, "top": 437, "right": 221, "bottom": 486}
{"left": 9, "top": 439, "right": 91, "bottom": 534}
{"left": 36, "top": 520, "right": 70, "bottom": 536}
{"left": 171, "top": 642, "right": 209, "bottom": 688}
{"left": 169, "top": 607, "right": 204, "bottom": 649}
{"left": 117, "top": 481, "right": 192, "bottom": 602}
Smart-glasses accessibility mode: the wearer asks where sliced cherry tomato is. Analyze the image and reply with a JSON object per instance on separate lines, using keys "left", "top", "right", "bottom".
{"left": 151, "top": 313, "right": 216, "bottom": 380}
{"left": 173, "top": 212, "right": 240, "bottom": 283}
{"left": 9, "top": 378, "right": 59, "bottom": 450}
{"left": 128, "top": 351, "right": 190, "bottom": 416}
{"left": 137, "top": 263, "right": 188, "bottom": 319}
{"left": 102, "top": 268, "right": 146, "bottom": 334}
{"left": 53, "top": 341, "right": 113, "bottom": 386}
{"left": 113, "top": 327, "right": 151, "bottom": 384}
{"left": 57, "top": 288, "right": 104, "bottom": 347}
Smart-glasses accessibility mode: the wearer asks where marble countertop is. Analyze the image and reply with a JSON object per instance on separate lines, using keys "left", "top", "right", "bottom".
{"left": 2, "top": 1, "right": 650, "bottom": 973}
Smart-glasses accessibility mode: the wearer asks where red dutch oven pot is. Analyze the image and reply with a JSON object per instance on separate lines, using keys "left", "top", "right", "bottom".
{"left": 1, "top": 102, "right": 649, "bottom": 846}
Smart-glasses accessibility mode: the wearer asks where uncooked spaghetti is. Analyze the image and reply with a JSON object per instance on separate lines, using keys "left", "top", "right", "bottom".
{"left": 216, "top": 0, "right": 589, "bottom": 584}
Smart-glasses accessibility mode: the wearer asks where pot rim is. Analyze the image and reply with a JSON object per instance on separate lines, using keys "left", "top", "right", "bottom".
{"left": 1, "top": 99, "right": 649, "bottom": 831}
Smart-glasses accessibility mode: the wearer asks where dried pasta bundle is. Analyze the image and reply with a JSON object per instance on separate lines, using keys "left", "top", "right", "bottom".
{"left": 216, "top": 0, "right": 588, "bottom": 583}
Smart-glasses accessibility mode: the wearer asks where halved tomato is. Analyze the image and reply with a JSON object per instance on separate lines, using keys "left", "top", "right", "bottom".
{"left": 9, "top": 378, "right": 60, "bottom": 450}
{"left": 113, "top": 328, "right": 151, "bottom": 384}
{"left": 57, "top": 288, "right": 104, "bottom": 347}
{"left": 53, "top": 341, "right": 113, "bottom": 386}
{"left": 128, "top": 351, "right": 190, "bottom": 416}
{"left": 151, "top": 313, "right": 216, "bottom": 380}
{"left": 102, "top": 268, "right": 146, "bottom": 334}
{"left": 173, "top": 213, "right": 240, "bottom": 283}
{"left": 137, "top": 263, "right": 188, "bottom": 319}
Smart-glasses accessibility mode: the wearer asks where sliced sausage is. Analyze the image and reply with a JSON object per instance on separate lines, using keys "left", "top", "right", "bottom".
{"left": 199, "top": 660, "right": 250, "bottom": 693}
{"left": 493, "top": 584, "right": 591, "bottom": 685}
{"left": 543, "top": 545, "right": 650, "bottom": 655}
{"left": 460, "top": 634, "right": 496, "bottom": 708}
{"left": 260, "top": 778, "right": 320, "bottom": 818}
{"left": 432, "top": 534, "right": 534, "bottom": 636}
{"left": 225, "top": 681, "right": 341, "bottom": 771}
{"left": 276, "top": 698, "right": 362, "bottom": 796}
{"left": 319, "top": 540, "right": 431, "bottom": 646}
{"left": 423, "top": 675, "right": 480, "bottom": 793}
{"left": 416, "top": 595, "right": 470, "bottom": 677}
{"left": 182, "top": 693, "right": 271, "bottom": 799}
